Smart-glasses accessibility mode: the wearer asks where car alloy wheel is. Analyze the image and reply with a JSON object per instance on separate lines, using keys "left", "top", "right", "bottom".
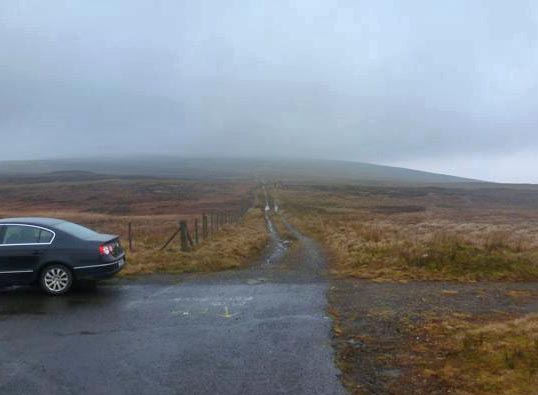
{"left": 41, "top": 265, "right": 73, "bottom": 295}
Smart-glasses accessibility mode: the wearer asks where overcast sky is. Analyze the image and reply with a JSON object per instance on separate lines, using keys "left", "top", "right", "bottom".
{"left": 1, "top": 1, "right": 537, "bottom": 182}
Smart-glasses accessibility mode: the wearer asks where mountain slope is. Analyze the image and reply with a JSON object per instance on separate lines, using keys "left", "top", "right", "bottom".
{"left": 0, "top": 157, "right": 478, "bottom": 184}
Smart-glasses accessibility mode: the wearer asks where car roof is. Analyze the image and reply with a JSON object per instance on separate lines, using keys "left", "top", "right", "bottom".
{"left": 0, "top": 217, "right": 66, "bottom": 227}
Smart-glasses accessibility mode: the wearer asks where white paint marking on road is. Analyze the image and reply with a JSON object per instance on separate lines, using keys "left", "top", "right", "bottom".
{"left": 171, "top": 310, "right": 191, "bottom": 316}
{"left": 171, "top": 307, "right": 213, "bottom": 317}
{"left": 148, "top": 285, "right": 178, "bottom": 298}
{"left": 172, "top": 296, "right": 254, "bottom": 306}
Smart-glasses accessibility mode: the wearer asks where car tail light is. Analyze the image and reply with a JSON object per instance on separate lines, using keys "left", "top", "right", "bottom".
{"left": 99, "top": 244, "right": 113, "bottom": 256}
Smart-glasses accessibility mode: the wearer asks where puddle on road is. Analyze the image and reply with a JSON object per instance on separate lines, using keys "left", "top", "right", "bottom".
{"left": 263, "top": 205, "right": 290, "bottom": 265}
{"left": 0, "top": 285, "right": 125, "bottom": 317}
{"left": 0, "top": 310, "right": 47, "bottom": 318}
{"left": 246, "top": 278, "right": 268, "bottom": 285}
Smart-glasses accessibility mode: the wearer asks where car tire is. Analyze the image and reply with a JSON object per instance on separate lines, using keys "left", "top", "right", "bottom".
{"left": 40, "top": 264, "right": 73, "bottom": 295}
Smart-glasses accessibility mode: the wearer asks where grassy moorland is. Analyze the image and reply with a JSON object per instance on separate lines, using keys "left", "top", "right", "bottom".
{"left": 276, "top": 182, "right": 538, "bottom": 394}
{"left": 278, "top": 183, "right": 538, "bottom": 281}
{"left": 0, "top": 174, "right": 268, "bottom": 275}
{"left": 416, "top": 312, "right": 538, "bottom": 395}
{"left": 0, "top": 173, "right": 252, "bottom": 215}
{"left": 122, "top": 209, "right": 268, "bottom": 275}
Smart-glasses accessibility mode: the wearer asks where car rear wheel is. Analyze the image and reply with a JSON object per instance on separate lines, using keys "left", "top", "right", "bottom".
{"left": 40, "top": 264, "right": 73, "bottom": 295}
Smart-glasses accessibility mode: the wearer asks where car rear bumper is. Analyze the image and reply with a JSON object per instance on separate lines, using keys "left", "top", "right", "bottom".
{"left": 74, "top": 257, "right": 126, "bottom": 280}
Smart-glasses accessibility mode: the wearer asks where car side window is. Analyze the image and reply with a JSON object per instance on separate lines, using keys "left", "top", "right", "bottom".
{"left": 1, "top": 225, "right": 54, "bottom": 245}
{"left": 37, "top": 229, "right": 54, "bottom": 243}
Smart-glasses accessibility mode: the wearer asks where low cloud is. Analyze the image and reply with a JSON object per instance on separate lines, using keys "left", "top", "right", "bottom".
{"left": 0, "top": 0, "right": 536, "bottom": 181}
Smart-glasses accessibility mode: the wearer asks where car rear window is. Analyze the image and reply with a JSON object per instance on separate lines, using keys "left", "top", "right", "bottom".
{"left": 55, "top": 222, "right": 99, "bottom": 240}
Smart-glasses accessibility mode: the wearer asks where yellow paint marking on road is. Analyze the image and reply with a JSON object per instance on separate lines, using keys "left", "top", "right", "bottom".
{"left": 219, "top": 306, "right": 238, "bottom": 319}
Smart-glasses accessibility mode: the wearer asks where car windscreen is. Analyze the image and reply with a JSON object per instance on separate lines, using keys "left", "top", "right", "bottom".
{"left": 55, "top": 222, "right": 100, "bottom": 240}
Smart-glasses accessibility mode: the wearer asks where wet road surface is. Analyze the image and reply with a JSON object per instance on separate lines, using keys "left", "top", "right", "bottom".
{"left": 0, "top": 216, "right": 346, "bottom": 395}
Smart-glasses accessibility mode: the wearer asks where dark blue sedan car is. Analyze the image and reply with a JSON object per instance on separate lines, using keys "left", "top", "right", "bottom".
{"left": 0, "top": 218, "right": 126, "bottom": 295}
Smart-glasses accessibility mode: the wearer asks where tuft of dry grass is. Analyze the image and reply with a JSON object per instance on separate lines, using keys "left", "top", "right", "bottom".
{"left": 417, "top": 314, "right": 538, "bottom": 395}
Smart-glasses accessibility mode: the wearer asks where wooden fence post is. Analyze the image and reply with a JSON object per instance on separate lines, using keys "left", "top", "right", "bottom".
{"left": 202, "top": 214, "right": 208, "bottom": 239}
{"left": 186, "top": 226, "right": 194, "bottom": 249}
{"left": 194, "top": 218, "right": 199, "bottom": 245}
{"left": 211, "top": 212, "right": 215, "bottom": 233}
{"left": 180, "top": 221, "right": 189, "bottom": 252}
{"left": 128, "top": 222, "right": 133, "bottom": 251}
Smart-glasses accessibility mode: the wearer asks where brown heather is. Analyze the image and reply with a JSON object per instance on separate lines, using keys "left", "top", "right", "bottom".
{"left": 278, "top": 184, "right": 538, "bottom": 281}
{"left": 0, "top": 177, "right": 268, "bottom": 275}
{"left": 415, "top": 313, "right": 538, "bottom": 395}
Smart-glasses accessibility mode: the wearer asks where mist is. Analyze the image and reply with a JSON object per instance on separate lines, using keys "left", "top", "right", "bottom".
{"left": 1, "top": 0, "right": 537, "bottom": 182}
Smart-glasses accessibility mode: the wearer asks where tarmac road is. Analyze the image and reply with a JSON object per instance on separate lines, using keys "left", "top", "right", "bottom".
{"left": 0, "top": 215, "right": 346, "bottom": 395}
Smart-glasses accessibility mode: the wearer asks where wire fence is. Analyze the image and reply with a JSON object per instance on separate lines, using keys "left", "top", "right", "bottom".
{"left": 124, "top": 195, "right": 255, "bottom": 253}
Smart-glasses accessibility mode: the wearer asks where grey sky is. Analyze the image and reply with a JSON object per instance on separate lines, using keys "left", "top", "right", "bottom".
{"left": 1, "top": 0, "right": 537, "bottom": 182}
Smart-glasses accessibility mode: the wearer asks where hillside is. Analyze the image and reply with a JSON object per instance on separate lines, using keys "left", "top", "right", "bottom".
{"left": 0, "top": 157, "right": 477, "bottom": 184}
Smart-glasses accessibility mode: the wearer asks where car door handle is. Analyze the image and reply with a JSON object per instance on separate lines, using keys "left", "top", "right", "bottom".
{"left": 32, "top": 250, "right": 45, "bottom": 256}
